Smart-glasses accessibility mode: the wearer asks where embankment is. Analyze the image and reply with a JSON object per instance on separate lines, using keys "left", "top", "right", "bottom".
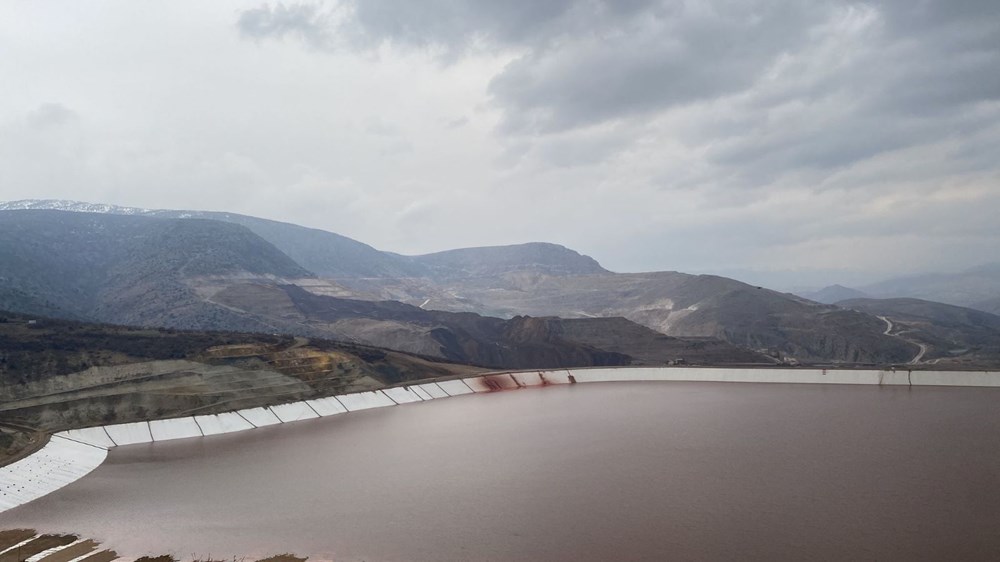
{"left": 2, "top": 366, "right": 998, "bottom": 513}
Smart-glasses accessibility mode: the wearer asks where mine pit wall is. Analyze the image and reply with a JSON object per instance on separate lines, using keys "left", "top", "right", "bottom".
{"left": 3, "top": 367, "right": 999, "bottom": 513}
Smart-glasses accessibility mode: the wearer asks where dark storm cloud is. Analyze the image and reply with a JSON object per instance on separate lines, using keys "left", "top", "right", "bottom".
{"left": 238, "top": 1, "right": 1000, "bottom": 175}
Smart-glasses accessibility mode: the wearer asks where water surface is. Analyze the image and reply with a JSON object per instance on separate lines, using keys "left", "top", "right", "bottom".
{"left": 3, "top": 382, "right": 1000, "bottom": 561}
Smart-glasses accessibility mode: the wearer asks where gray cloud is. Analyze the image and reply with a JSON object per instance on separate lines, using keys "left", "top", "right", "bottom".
{"left": 3, "top": 0, "right": 999, "bottom": 292}
{"left": 26, "top": 103, "right": 78, "bottom": 129}
{"left": 239, "top": 1, "right": 1000, "bottom": 178}
{"left": 237, "top": 3, "right": 334, "bottom": 49}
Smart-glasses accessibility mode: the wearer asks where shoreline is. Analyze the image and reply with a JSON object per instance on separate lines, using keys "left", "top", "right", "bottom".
{"left": 2, "top": 365, "right": 999, "bottom": 514}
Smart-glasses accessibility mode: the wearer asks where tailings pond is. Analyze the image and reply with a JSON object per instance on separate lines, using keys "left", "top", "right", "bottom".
{"left": 3, "top": 382, "right": 1000, "bottom": 561}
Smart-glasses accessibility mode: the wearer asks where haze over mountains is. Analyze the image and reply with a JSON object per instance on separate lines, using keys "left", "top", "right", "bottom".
{"left": 2, "top": 199, "right": 999, "bottom": 368}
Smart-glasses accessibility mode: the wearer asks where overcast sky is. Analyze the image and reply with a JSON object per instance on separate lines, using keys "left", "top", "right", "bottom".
{"left": 2, "top": 1, "right": 998, "bottom": 289}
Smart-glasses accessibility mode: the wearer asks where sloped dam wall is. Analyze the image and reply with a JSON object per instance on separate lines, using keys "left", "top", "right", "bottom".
{"left": 2, "top": 366, "right": 998, "bottom": 513}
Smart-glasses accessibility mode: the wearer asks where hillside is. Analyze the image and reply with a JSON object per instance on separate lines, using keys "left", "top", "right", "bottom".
{"left": 347, "top": 271, "right": 918, "bottom": 364}
{"left": 0, "top": 210, "right": 311, "bottom": 331}
{"left": 406, "top": 242, "right": 608, "bottom": 280}
{"left": 836, "top": 298, "right": 1000, "bottom": 367}
{"left": 0, "top": 201, "right": 960, "bottom": 366}
{"left": 214, "top": 283, "right": 769, "bottom": 368}
{"left": 0, "top": 311, "right": 479, "bottom": 463}
{"left": 0, "top": 200, "right": 422, "bottom": 280}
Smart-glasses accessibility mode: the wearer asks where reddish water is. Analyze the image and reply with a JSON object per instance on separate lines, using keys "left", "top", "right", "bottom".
{"left": 3, "top": 382, "right": 1000, "bottom": 561}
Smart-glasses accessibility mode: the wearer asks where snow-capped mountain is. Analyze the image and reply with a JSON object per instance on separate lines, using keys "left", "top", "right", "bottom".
{"left": 0, "top": 199, "right": 156, "bottom": 215}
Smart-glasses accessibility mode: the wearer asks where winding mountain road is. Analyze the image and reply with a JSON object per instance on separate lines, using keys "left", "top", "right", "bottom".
{"left": 878, "top": 316, "right": 927, "bottom": 364}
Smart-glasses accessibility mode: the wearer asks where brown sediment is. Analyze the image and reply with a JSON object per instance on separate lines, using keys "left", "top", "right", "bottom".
{"left": 134, "top": 556, "right": 176, "bottom": 562}
{"left": 0, "top": 430, "right": 49, "bottom": 469}
{"left": 0, "top": 529, "right": 36, "bottom": 550}
{"left": 76, "top": 550, "right": 118, "bottom": 562}
{"left": 0, "top": 534, "right": 76, "bottom": 562}
{"left": 37, "top": 540, "right": 99, "bottom": 562}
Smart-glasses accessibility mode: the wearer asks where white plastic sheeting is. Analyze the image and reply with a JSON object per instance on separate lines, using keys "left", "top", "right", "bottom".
{"left": 464, "top": 374, "right": 522, "bottom": 392}
{"left": 270, "top": 402, "right": 321, "bottom": 423}
{"left": 335, "top": 390, "right": 396, "bottom": 411}
{"left": 103, "top": 421, "right": 153, "bottom": 446}
{"left": 382, "top": 386, "right": 424, "bottom": 404}
{"left": 436, "top": 379, "right": 475, "bottom": 396}
{"left": 59, "top": 427, "right": 116, "bottom": 449}
{"left": 306, "top": 397, "right": 348, "bottom": 416}
{"left": 149, "top": 417, "right": 203, "bottom": 441}
{"left": 567, "top": 367, "right": 886, "bottom": 386}
{"left": 912, "top": 370, "right": 1000, "bottom": 387}
{"left": 410, "top": 385, "right": 434, "bottom": 401}
{"left": 416, "top": 382, "right": 450, "bottom": 399}
{"left": 5, "top": 366, "right": 998, "bottom": 516}
{"left": 0, "top": 436, "right": 107, "bottom": 513}
{"left": 236, "top": 407, "right": 283, "bottom": 427}
{"left": 194, "top": 413, "right": 255, "bottom": 436}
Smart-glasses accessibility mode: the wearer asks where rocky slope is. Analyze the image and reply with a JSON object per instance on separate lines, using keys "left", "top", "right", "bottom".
{"left": 0, "top": 311, "right": 478, "bottom": 433}
{"left": 836, "top": 298, "right": 1000, "bottom": 367}
{"left": 349, "top": 271, "right": 918, "bottom": 364}
{"left": 0, "top": 210, "right": 311, "bottom": 332}
{"left": 0, "top": 201, "right": 945, "bottom": 365}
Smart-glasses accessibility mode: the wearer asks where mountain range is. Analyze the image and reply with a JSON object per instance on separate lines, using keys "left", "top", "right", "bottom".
{"left": 2, "top": 199, "right": 998, "bottom": 368}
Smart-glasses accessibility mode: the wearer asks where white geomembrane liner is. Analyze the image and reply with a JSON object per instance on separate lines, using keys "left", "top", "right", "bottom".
{"left": 58, "top": 427, "right": 115, "bottom": 449}
{"left": 436, "top": 379, "right": 474, "bottom": 396}
{"left": 912, "top": 370, "right": 1000, "bottom": 387}
{"left": 103, "top": 421, "right": 152, "bottom": 446}
{"left": 194, "top": 413, "right": 255, "bottom": 436}
{"left": 270, "top": 402, "right": 321, "bottom": 423}
{"left": 149, "top": 417, "right": 203, "bottom": 442}
{"left": 5, "top": 367, "right": 998, "bottom": 515}
{"left": 416, "top": 382, "right": 449, "bottom": 399}
{"left": 335, "top": 390, "right": 396, "bottom": 411}
{"left": 306, "top": 397, "right": 348, "bottom": 416}
{"left": 509, "top": 372, "right": 547, "bottom": 387}
{"left": 410, "top": 385, "right": 434, "bottom": 401}
{"left": 464, "top": 375, "right": 521, "bottom": 392}
{"left": 382, "top": 386, "right": 424, "bottom": 404}
{"left": 236, "top": 407, "right": 283, "bottom": 427}
{"left": 0, "top": 437, "right": 107, "bottom": 513}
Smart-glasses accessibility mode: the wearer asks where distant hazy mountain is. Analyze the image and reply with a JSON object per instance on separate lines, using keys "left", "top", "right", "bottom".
{"left": 0, "top": 206, "right": 761, "bottom": 368}
{"left": 797, "top": 284, "right": 869, "bottom": 304}
{"left": 836, "top": 298, "right": 1000, "bottom": 367}
{"left": 0, "top": 199, "right": 427, "bottom": 279}
{"left": 406, "top": 242, "right": 608, "bottom": 280}
{"left": 0, "top": 200, "right": 943, "bottom": 365}
{"left": 0, "top": 210, "right": 310, "bottom": 331}
{"left": 860, "top": 265, "right": 1000, "bottom": 313}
